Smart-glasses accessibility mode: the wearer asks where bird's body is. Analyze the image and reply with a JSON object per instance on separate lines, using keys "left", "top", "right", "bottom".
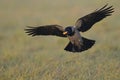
{"left": 25, "top": 4, "right": 114, "bottom": 53}
{"left": 64, "top": 27, "right": 95, "bottom": 52}
{"left": 67, "top": 27, "right": 83, "bottom": 49}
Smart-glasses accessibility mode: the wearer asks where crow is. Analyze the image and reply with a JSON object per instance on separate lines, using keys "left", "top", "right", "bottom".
{"left": 25, "top": 4, "right": 114, "bottom": 52}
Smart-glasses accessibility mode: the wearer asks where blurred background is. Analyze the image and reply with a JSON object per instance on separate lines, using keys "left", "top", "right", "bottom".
{"left": 0, "top": 0, "right": 120, "bottom": 80}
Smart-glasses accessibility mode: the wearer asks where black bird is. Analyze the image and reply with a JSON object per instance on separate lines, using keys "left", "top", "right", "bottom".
{"left": 25, "top": 4, "right": 114, "bottom": 52}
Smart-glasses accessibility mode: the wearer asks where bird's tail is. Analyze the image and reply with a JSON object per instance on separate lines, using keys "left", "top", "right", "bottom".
{"left": 64, "top": 37, "right": 95, "bottom": 52}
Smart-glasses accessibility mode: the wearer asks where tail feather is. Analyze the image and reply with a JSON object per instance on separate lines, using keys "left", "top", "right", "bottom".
{"left": 64, "top": 37, "right": 95, "bottom": 52}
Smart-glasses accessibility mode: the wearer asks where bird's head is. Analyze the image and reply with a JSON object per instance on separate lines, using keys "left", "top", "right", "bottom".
{"left": 63, "top": 26, "right": 75, "bottom": 36}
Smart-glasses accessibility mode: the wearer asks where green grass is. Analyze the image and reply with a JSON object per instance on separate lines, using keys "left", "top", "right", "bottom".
{"left": 0, "top": 0, "right": 120, "bottom": 80}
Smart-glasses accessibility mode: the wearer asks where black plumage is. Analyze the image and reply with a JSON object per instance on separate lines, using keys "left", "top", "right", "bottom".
{"left": 25, "top": 25, "right": 66, "bottom": 37}
{"left": 25, "top": 4, "right": 114, "bottom": 53}
{"left": 64, "top": 37, "right": 95, "bottom": 52}
{"left": 75, "top": 4, "right": 114, "bottom": 32}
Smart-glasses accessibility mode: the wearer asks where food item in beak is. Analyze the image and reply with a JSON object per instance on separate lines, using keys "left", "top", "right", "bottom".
{"left": 63, "top": 31, "right": 68, "bottom": 35}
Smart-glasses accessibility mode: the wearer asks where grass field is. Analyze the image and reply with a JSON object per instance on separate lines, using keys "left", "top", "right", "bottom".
{"left": 0, "top": 0, "right": 120, "bottom": 80}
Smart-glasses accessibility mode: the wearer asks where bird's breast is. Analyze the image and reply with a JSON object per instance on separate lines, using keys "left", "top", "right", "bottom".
{"left": 68, "top": 30, "right": 83, "bottom": 46}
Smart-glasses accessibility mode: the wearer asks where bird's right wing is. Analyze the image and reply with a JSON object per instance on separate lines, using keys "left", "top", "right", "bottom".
{"left": 25, "top": 25, "right": 67, "bottom": 37}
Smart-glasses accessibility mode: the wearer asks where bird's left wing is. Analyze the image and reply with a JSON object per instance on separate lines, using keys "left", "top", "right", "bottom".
{"left": 25, "top": 25, "right": 67, "bottom": 37}
{"left": 75, "top": 4, "right": 114, "bottom": 32}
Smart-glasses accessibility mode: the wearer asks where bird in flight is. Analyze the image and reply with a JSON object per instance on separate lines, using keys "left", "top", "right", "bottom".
{"left": 25, "top": 4, "right": 114, "bottom": 52}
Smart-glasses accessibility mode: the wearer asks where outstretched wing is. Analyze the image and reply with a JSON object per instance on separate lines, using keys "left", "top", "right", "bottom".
{"left": 25, "top": 25, "right": 66, "bottom": 37}
{"left": 75, "top": 4, "right": 114, "bottom": 32}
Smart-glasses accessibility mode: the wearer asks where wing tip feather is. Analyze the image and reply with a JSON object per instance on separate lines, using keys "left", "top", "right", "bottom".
{"left": 97, "top": 4, "right": 114, "bottom": 14}
{"left": 24, "top": 26, "right": 37, "bottom": 36}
